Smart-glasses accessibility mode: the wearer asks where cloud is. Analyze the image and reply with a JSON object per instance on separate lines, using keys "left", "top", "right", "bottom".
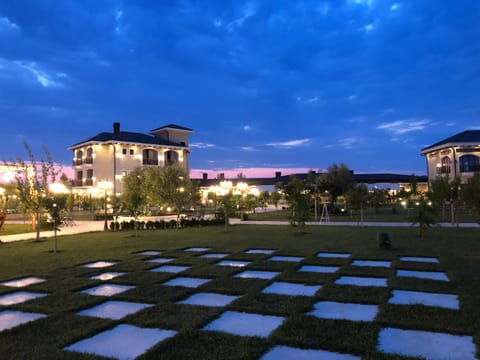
{"left": 296, "top": 95, "right": 320, "bottom": 104}
{"left": 241, "top": 146, "right": 256, "bottom": 151}
{"left": 15, "top": 61, "right": 62, "bottom": 88}
{"left": 390, "top": 3, "right": 401, "bottom": 11}
{"left": 227, "top": 2, "right": 257, "bottom": 32}
{"left": 190, "top": 142, "right": 216, "bottom": 149}
{"left": 339, "top": 137, "right": 363, "bottom": 149}
{"left": 265, "top": 138, "right": 311, "bottom": 148}
{"left": 243, "top": 125, "right": 252, "bottom": 131}
{"left": 0, "top": 16, "right": 20, "bottom": 33}
{"left": 376, "top": 119, "right": 430, "bottom": 134}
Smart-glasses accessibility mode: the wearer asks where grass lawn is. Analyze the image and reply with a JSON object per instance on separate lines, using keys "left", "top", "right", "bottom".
{"left": 0, "top": 225, "right": 479, "bottom": 359}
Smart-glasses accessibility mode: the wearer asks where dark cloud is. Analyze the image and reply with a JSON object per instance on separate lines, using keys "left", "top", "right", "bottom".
{"left": 0, "top": 0, "right": 479, "bottom": 172}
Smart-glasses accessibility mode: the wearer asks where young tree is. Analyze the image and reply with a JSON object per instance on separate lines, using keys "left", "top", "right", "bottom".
{"left": 280, "top": 175, "right": 311, "bottom": 228}
{"left": 9, "top": 142, "right": 61, "bottom": 242}
{"left": 121, "top": 168, "right": 147, "bottom": 236}
{"left": 43, "top": 194, "right": 68, "bottom": 253}
{"left": 218, "top": 191, "right": 238, "bottom": 232}
{"left": 462, "top": 173, "right": 480, "bottom": 222}
{"left": 157, "top": 164, "right": 196, "bottom": 228}
{"left": 346, "top": 184, "right": 369, "bottom": 223}
{"left": 410, "top": 196, "right": 436, "bottom": 238}
{"left": 429, "top": 176, "right": 461, "bottom": 225}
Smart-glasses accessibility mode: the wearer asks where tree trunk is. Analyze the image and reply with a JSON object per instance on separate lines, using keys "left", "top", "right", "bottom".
{"left": 35, "top": 210, "right": 40, "bottom": 242}
{"left": 450, "top": 201, "right": 456, "bottom": 227}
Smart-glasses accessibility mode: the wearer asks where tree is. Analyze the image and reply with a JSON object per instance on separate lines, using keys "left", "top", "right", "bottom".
{"left": 429, "top": 176, "right": 461, "bottom": 225}
{"left": 121, "top": 168, "right": 148, "bottom": 236}
{"left": 43, "top": 194, "right": 68, "bottom": 253}
{"left": 156, "top": 164, "right": 197, "bottom": 228}
{"left": 9, "top": 142, "right": 61, "bottom": 242}
{"left": 410, "top": 195, "right": 436, "bottom": 238}
{"left": 322, "top": 163, "right": 354, "bottom": 203}
{"left": 346, "top": 184, "right": 369, "bottom": 223}
{"left": 462, "top": 173, "right": 480, "bottom": 222}
{"left": 278, "top": 175, "right": 311, "bottom": 228}
{"left": 218, "top": 191, "right": 238, "bottom": 232}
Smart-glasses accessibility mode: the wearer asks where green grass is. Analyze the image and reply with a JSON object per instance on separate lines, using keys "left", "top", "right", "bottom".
{"left": 0, "top": 225, "right": 479, "bottom": 359}
{"left": 0, "top": 224, "right": 35, "bottom": 235}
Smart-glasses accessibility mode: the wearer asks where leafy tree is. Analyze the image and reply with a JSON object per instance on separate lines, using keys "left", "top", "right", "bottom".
{"left": 121, "top": 168, "right": 148, "bottom": 236}
{"left": 462, "top": 173, "right": 480, "bottom": 222}
{"left": 270, "top": 188, "right": 282, "bottom": 209}
{"left": 279, "top": 175, "right": 311, "bottom": 228}
{"left": 156, "top": 164, "right": 197, "bottom": 228}
{"left": 346, "top": 184, "right": 369, "bottom": 223}
{"left": 9, "top": 142, "right": 61, "bottom": 242}
{"left": 218, "top": 191, "right": 238, "bottom": 232}
{"left": 429, "top": 176, "right": 461, "bottom": 225}
{"left": 368, "top": 188, "right": 388, "bottom": 215}
{"left": 410, "top": 196, "right": 436, "bottom": 238}
{"left": 322, "top": 163, "right": 354, "bottom": 202}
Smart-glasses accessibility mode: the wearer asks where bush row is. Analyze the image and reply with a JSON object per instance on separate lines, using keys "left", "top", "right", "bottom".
{"left": 109, "top": 218, "right": 225, "bottom": 231}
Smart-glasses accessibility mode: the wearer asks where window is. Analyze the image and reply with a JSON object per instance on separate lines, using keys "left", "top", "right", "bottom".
{"left": 86, "top": 169, "right": 93, "bottom": 185}
{"left": 129, "top": 149, "right": 134, "bottom": 155}
{"left": 85, "top": 147, "right": 93, "bottom": 164}
{"left": 440, "top": 156, "right": 451, "bottom": 174}
{"left": 122, "top": 148, "right": 127, "bottom": 155}
{"left": 76, "top": 171, "right": 83, "bottom": 186}
{"left": 122, "top": 171, "right": 127, "bottom": 177}
{"left": 74, "top": 150, "right": 83, "bottom": 165}
{"left": 164, "top": 150, "right": 179, "bottom": 166}
{"left": 459, "top": 155, "right": 480, "bottom": 173}
{"left": 142, "top": 149, "right": 158, "bottom": 165}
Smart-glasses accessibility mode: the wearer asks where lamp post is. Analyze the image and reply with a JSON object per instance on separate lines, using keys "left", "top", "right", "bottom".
{"left": 98, "top": 181, "right": 112, "bottom": 231}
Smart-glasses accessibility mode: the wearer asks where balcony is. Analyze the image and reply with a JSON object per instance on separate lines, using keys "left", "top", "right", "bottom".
{"left": 142, "top": 159, "right": 159, "bottom": 166}
{"left": 85, "top": 157, "right": 93, "bottom": 164}
{"left": 74, "top": 180, "right": 83, "bottom": 187}
{"left": 85, "top": 179, "right": 93, "bottom": 186}
{"left": 73, "top": 159, "right": 83, "bottom": 166}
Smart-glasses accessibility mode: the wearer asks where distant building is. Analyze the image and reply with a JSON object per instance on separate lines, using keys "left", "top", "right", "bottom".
{"left": 68, "top": 122, "right": 192, "bottom": 195}
{"left": 420, "top": 130, "right": 480, "bottom": 183}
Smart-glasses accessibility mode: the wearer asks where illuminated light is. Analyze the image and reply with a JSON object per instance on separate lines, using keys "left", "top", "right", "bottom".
{"left": 167, "top": 207, "right": 172, "bottom": 212}
{"left": 49, "top": 183, "right": 69, "bottom": 194}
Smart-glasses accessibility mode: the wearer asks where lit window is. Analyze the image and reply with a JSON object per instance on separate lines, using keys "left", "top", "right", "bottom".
{"left": 459, "top": 155, "right": 480, "bottom": 173}
{"left": 122, "top": 171, "right": 127, "bottom": 177}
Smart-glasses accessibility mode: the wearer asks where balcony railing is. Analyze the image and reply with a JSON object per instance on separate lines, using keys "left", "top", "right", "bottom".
{"left": 74, "top": 180, "right": 83, "bottom": 186}
{"left": 142, "top": 159, "right": 159, "bottom": 166}
{"left": 460, "top": 165, "right": 480, "bottom": 173}
{"left": 85, "top": 179, "right": 93, "bottom": 186}
{"left": 73, "top": 159, "right": 83, "bottom": 166}
{"left": 85, "top": 157, "right": 93, "bottom": 164}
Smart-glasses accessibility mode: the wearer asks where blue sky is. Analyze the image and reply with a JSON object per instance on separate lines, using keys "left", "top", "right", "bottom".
{"left": 1, "top": 0, "right": 479, "bottom": 176}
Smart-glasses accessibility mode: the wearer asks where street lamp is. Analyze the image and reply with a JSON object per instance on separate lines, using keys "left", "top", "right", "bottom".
{"left": 98, "top": 180, "right": 112, "bottom": 231}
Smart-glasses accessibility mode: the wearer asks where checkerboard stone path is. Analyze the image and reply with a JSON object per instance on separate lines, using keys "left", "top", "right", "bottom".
{"left": 0, "top": 249, "right": 477, "bottom": 360}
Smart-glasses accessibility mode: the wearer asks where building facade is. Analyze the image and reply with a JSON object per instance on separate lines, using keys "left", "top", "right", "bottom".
{"left": 420, "top": 130, "right": 480, "bottom": 183}
{"left": 68, "top": 122, "right": 192, "bottom": 196}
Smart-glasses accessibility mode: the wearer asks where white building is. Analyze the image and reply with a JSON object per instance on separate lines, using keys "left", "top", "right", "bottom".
{"left": 68, "top": 122, "right": 192, "bottom": 196}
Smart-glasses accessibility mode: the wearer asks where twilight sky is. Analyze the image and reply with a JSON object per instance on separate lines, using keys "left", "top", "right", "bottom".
{"left": 1, "top": 1, "right": 479, "bottom": 178}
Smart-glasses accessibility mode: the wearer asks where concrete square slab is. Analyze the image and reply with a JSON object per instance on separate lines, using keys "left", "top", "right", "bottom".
{"left": 299, "top": 265, "right": 339, "bottom": 273}
{"left": 184, "top": 247, "right": 210, "bottom": 252}
{"left": 145, "top": 257, "right": 175, "bottom": 264}
{"left": 82, "top": 261, "right": 117, "bottom": 268}
{"left": 269, "top": 256, "right": 304, "bottom": 262}
{"left": 90, "top": 272, "right": 126, "bottom": 281}
{"left": 136, "top": 251, "right": 161, "bottom": 256}
{"left": 309, "top": 301, "right": 378, "bottom": 322}
{"left": 199, "top": 253, "right": 229, "bottom": 259}
{"left": 216, "top": 260, "right": 250, "bottom": 267}
{"left": 234, "top": 270, "right": 280, "bottom": 279}
{"left": 397, "top": 270, "right": 449, "bottom": 281}
{"left": 150, "top": 265, "right": 189, "bottom": 273}
{"left": 203, "top": 310, "right": 285, "bottom": 338}
{"left": 260, "top": 345, "right": 361, "bottom": 360}
{"left": 352, "top": 260, "right": 391, "bottom": 268}
{"left": 389, "top": 290, "right": 459, "bottom": 310}
{"left": 335, "top": 276, "right": 388, "bottom": 287}
{"left": 177, "top": 292, "right": 240, "bottom": 307}
{"left": 81, "top": 284, "right": 135, "bottom": 296}
{"left": 0, "top": 277, "right": 46, "bottom": 288}
{"left": 0, "top": 291, "right": 47, "bottom": 306}
{"left": 245, "top": 249, "right": 275, "bottom": 254}
{"left": 377, "top": 327, "right": 477, "bottom": 359}
{"left": 262, "top": 282, "right": 322, "bottom": 297}
{"left": 317, "top": 252, "right": 351, "bottom": 258}
{"left": 399, "top": 256, "right": 439, "bottom": 263}
{"left": 0, "top": 310, "right": 46, "bottom": 332}
{"left": 77, "top": 300, "right": 152, "bottom": 320}
{"left": 163, "top": 277, "right": 211, "bottom": 288}
{"left": 64, "top": 324, "right": 176, "bottom": 360}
